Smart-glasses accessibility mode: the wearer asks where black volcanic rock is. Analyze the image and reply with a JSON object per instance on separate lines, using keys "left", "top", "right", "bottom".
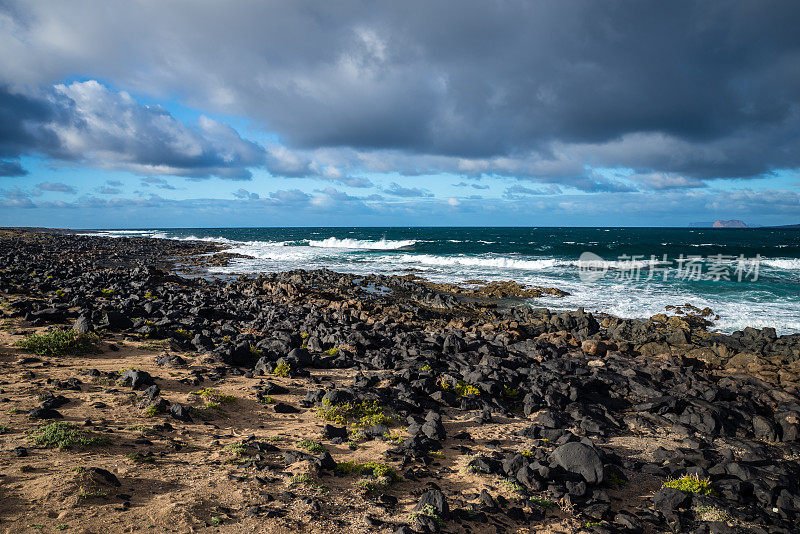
{"left": 551, "top": 442, "right": 604, "bottom": 484}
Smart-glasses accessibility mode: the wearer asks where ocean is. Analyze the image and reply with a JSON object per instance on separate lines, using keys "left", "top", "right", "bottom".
{"left": 89, "top": 227, "right": 800, "bottom": 335}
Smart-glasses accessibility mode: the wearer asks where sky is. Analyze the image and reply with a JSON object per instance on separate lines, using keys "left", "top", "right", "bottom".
{"left": 1, "top": 1, "right": 799, "bottom": 228}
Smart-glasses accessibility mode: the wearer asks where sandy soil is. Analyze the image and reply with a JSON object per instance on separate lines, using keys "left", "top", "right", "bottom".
{"left": 0, "top": 320, "right": 600, "bottom": 534}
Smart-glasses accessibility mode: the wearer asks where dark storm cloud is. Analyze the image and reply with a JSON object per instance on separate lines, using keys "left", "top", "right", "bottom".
{"left": 0, "top": 87, "right": 60, "bottom": 159}
{"left": 1, "top": 1, "right": 799, "bottom": 185}
{"left": 0, "top": 159, "right": 27, "bottom": 177}
{"left": 0, "top": 82, "right": 265, "bottom": 179}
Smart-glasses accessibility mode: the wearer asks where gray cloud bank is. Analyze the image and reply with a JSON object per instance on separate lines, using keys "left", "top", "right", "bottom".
{"left": 1, "top": 1, "right": 799, "bottom": 190}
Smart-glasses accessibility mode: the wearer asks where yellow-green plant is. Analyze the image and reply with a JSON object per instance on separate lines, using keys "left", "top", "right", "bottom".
{"left": 663, "top": 474, "right": 715, "bottom": 495}
{"left": 454, "top": 381, "right": 480, "bottom": 397}
{"left": 315, "top": 398, "right": 394, "bottom": 428}
{"left": 272, "top": 361, "right": 291, "bottom": 377}
{"left": 174, "top": 328, "right": 192, "bottom": 339}
{"left": 15, "top": 330, "right": 101, "bottom": 357}
{"left": 297, "top": 439, "right": 325, "bottom": 453}
{"left": 224, "top": 443, "right": 247, "bottom": 456}
{"left": 190, "top": 388, "right": 236, "bottom": 404}
{"left": 335, "top": 461, "right": 401, "bottom": 482}
{"left": 29, "top": 422, "right": 110, "bottom": 450}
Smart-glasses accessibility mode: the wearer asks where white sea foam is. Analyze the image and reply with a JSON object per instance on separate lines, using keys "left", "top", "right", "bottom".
{"left": 79, "top": 230, "right": 155, "bottom": 237}
{"left": 389, "top": 254, "right": 560, "bottom": 270}
{"left": 306, "top": 237, "right": 417, "bottom": 250}
{"left": 761, "top": 258, "right": 800, "bottom": 270}
{"left": 535, "top": 279, "right": 800, "bottom": 335}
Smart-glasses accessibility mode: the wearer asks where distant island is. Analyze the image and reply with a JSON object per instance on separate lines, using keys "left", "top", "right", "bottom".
{"left": 712, "top": 219, "right": 748, "bottom": 228}
{"left": 689, "top": 219, "right": 749, "bottom": 228}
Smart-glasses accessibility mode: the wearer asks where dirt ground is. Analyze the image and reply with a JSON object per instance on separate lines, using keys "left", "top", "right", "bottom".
{"left": 0, "top": 318, "right": 671, "bottom": 534}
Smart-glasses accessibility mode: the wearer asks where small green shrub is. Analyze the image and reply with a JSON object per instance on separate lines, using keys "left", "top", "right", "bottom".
{"left": 529, "top": 496, "right": 556, "bottom": 509}
{"left": 323, "top": 347, "right": 339, "bottom": 356}
{"left": 140, "top": 339, "right": 169, "bottom": 351}
{"left": 100, "top": 288, "right": 115, "bottom": 296}
{"left": 663, "top": 474, "right": 715, "bottom": 495}
{"left": 143, "top": 290, "right": 157, "bottom": 300}
{"left": 272, "top": 361, "right": 291, "bottom": 377}
{"left": 77, "top": 487, "right": 108, "bottom": 499}
{"left": 192, "top": 401, "right": 224, "bottom": 419}
{"left": 420, "top": 364, "right": 432, "bottom": 372}
{"left": 501, "top": 478, "right": 524, "bottom": 494}
{"left": 335, "top": 461, "right": 401, "bottom": 482}
{"left": 190, "top": 388, "right": 236, "bottom": 404}
{"left": 356, "top": 478, "right": 388, "bottom": 493}
{"left": 143, "top": 405, "right": 159, "bottom": 418}
{"left": 174, "top": 328, "right": 192, "bottom": 339}
{"left": 29, "top": 422, "right": 110, "bottom": 450}
{"left": 385, "top": 430, "right": 405, "bottom": 445}
{"left": 15, "top": 329, "right": 102, "bottom": 357}
{"left": 289, "top": 473, "right": 320, "bottom": 489}
{"left": 502, "top": 386, "right": 520, "bottom": 398}
{"left": 224, "top": 443, "right": 247, "bottom": 457}
{"left": 608, "top": 471, "right": 626, "bottom": 487}
{"left": 454, "top": 381, "right": 480, "bottom": 397}
{"left": 126, "top": 452, "right": 156, "bottom": 463}
{"left": 297, "top": 439, "right": 325, "bottom": 453}
{"left": 315, "top": 398, "right": 395, "bottom": 428}
{"left": 692, "top": 505, "right": 730, "bottom": 522}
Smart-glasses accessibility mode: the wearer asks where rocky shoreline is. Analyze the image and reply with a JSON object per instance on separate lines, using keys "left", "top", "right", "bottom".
{"left": 1, "top": 228, "right": 799, "bottom": 533}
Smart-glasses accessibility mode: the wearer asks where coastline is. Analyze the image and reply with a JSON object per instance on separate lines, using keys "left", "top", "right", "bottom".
{"left": 70, "top": 226, "right": 800, "bottom": 336}
{"left": 0, "top": 228, "right": 799, "bottom": 532}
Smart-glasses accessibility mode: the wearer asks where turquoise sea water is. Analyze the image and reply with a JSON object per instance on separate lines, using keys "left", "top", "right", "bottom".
{"left": 90, "top": 227, "right": 800, "bottom": 335}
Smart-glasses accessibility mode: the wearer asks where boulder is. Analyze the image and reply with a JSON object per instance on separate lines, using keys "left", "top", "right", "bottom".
{"left": 73, "top": 316, "right": 93, "bottom": 334}
{"left": 414, "top": 489, "right": 449, "bottom": 517}
{"left": 551, "top": 442, "right": 604, "bottom": 484}
{"left": 103, "top": 311, "right": 133, "bottom": 330}
{"left": 118, "top": 369, "right": 154, "bottom": 390}
{"left": 169, "top": 403, "right": 192, "bottom": 422}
